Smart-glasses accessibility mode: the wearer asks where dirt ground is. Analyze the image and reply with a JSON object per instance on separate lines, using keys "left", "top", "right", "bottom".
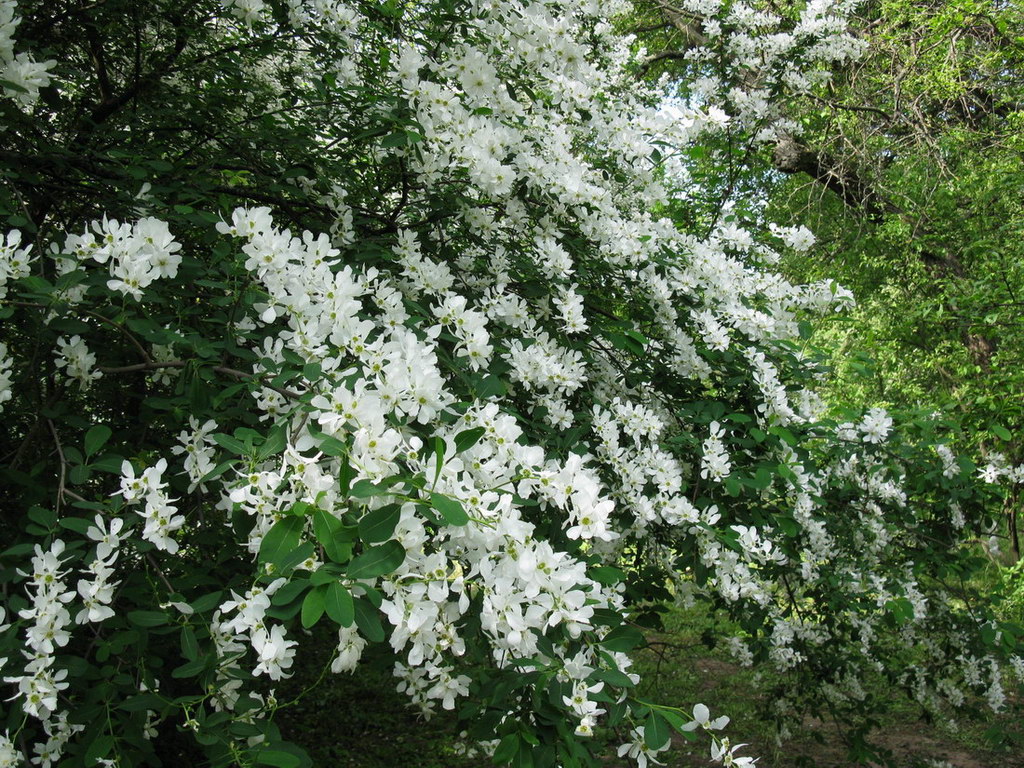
{"left": 614, "top": 656, "right": 1022, "bottom": 768}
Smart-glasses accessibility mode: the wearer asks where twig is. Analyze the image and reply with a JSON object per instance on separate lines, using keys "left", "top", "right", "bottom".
{"left": 146, "top": 552, "right": 176, "bottom": 595}
{"left": 807, "top": 93, "right": 892, "bottom": 121}
{"left": 97, "top": 361, "right": 187, "bottom": 374}
{"left": 97, "top": 359, "right": 305, "bottom": 401}
{"left": 5, "top": 300, "right": 154, "bottom": 363}
{"left": 46, "top": 419, "right": 68, "bottom": 515}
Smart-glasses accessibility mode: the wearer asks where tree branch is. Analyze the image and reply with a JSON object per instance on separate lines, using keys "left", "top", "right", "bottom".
{"left": 97, "top": 360, "right": 305, "bottom": 401}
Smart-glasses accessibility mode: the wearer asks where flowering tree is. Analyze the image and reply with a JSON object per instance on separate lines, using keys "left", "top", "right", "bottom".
{"left": 0, "top": 0, "right": 1019, "bottom": 766}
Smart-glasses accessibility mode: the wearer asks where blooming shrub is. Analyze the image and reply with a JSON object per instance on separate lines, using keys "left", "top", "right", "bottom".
{"left": 0, "top": 0, "right": 1019, "bottom": 766}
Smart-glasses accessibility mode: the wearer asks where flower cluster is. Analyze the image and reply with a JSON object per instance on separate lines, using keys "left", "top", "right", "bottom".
{"left": 701, "top": 421, "right": 731, "bottom": 482}
{"left": 172, "top": 417, "right": 219, "bottom": 491}
{"left": 858, "top": 407, "right": 893, "bottom": 444}
{"left": 62, "top": 216, "right": 182, "bottom": 300}
{"left": 977, "top": 452, "right": 1024, "bottom": 485}
{"left": 117, "top": 459, "right": 185, "bottom": 552}
{"left": 0, "top": 229, "right": 31, "bottom": 299}
{"left": 218, "top": 580, "right": 297, "bottom": 681}
{"left": 5, "top": 542, "right": 73, "bottom": 720}
{"left": 77, "top": 515, "right": 123, "bottom": 624}
{"left": 0, "top": 341, "right": 12, "bottom": 412}
{"left": 0, "top": 1, "right": 55, "bottom": 106}
{"left": 54, "top": 335, "right": 101, "bottom": 391}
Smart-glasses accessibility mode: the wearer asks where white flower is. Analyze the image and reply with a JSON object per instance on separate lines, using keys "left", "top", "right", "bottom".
{"left": 701, "top": 422, "right": 731, "bottom": 482}
{"left": 858, "top": 407, "right": 892, "bottom": 444}
{"left": 85, "top": 515, "right": 124, "bottom": 560}
{"left": 251, "top": 624, "right": 297, "bottom": 680}
{"left": 0, "top": 229, "right": 33, "bottom": 298}
{"left": 0, "top": 341, "right": 13, "bottom": 412}
{"left": 0, "top": 731, "right": 20, "bottom": 768}
{"left": 54, "top": 336, "right": 101, "bottom": 391}
{"left": 331, "top": 625, "right": 367, "bottom": 673}
{"left": 616, "top": 726, "right": 669, "bottom": 768}
{"left": 680, "top": 702, "right": 730, "bottom": 731}
{"left": 710, "top": 737, "right": 757, "bottom": 766}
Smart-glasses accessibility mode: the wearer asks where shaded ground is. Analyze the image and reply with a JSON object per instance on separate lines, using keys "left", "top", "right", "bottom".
{"left": 620, "top": 603, "right": 1022, "bottom": 768}
{"left": 275, "top": 619, "right": 1021, "bottom": 768}
{"left": 274, "top": 627, "right": 479, "bottom": 768}
{"left": 622, "top": 656, "right": 1010, "bottom": 768}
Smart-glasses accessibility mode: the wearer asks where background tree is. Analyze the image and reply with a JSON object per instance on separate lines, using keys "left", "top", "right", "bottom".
{"left": 630, "top": 0, "right": 1024, "bottom": 560}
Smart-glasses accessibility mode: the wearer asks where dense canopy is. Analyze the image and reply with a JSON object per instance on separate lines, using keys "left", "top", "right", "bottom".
{"left": 0, "top": 1, "right": 1019, "bottom": 766}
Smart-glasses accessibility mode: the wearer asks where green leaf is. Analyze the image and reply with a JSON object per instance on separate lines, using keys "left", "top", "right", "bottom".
{"left": 350, "top": 479, "right": 386, "bottom": 498}
{"left": 27, "top": 506, "right": 56, "bottom": 529}
{"left": 201, "top": 459, "right": 237, "bottom": 483}
{"left": 213, "top": 433, "right": 248, "bottom": 455}
{"left": 272, "top": 579, "right": 307, "bottom": 606}
{"left": 454, "top": 427, "right": 486, "bottom": 453}
{"left": 591, "top": 668, "right": 634, "bottom": 688}
{"left": 353, "top": 596, "right": 385, "bottom": 642}
{"left": 180, "top": 626, "right": 199, "bottom": 661}
{"left": 313, "top": 507, "right": 341, "bottom": 541}
{"left": 724, "top": 475, "right": 741, "bottom": 497}
{"left": 259, "top": 517, "right": 305, "bottom": 567}
{"left": 277, "top": 541, "right": 315, "bottom": 573}
{"left": 0, "top": 77, "right": 29, "bottom": 94}
{"left": 749, "top": 466, "right": 773, "bottom": 490}
{"left": 310, "top": 566, "right": 342, "bottom": 586}
{"left": 84, "top": 425, "right": 112, "bottom": 457}
{"left": 991, "top": 424, "right": 1012, "bottom": 441}
{"left": 128, "top": 610, "right": 167, "bottom": 628}
{"left": 475, "top": 374, "right": 505, "bottom": 399}
{"left": 604, "top": 330, "right": 644, "bottom": 356}
{"left": 301, "top": 586, "right": 326, "bottom": 628}
{"left": 381, "top": 129, "right": 423, "bottom": 147}
{"left": 430, "top": 492, "right": 469, "bottom": 526}
{"left": 2, "top": 542, "right": 34, "bottom": 557}
{"left": 255, "top": 750, "right": 301, "bottom": 768}
{"left": 171, "top": 656, "right": 209, "bottom": 679}
{"left": 644, "top": 711, "right": 670, "bottom": 750}
{"left": 358, "top": 504, "right": 401, "bottom": 543}
{"left": 493, "top": 734, "right": 519, "bottom": 765}
{"left": 337, "top": 456, "right": 355, "bottom": 496}
{"left": 317, "top": 433, "right": 349, "bottom": 458}
{"left": 313, "top": 508, "right": 353, "bottom": 563}
{"left": 285, "top": 501, "right": 311, "bottom": 517}
{"left": 189, "top": 590, "right": 224, "bottom": 614}
{"left": 768, "top": 425, "right": 798, "bottom": 447}
{"left": 431, "top": 435, "right": 445, "bottom": 486}
{"left": 85, "top": 734, "right": 114, "bottom": 764}
{"left": 348, "top": 540, "right": 405, "bottom": 579}
{"left": 325, "top": 582, "right": 355, "bottom": 626}
{"left": 777, "top": 516, "right": 800, "bottom": 537}
{"left": 59, "top": 517, "right": 93, "bottom": 535}
{"left": 511, "top": 742, "right": 535, "bottom": 768}
{"left": 601, "top": 624, "right": 644, "bottom": 652}
{"left": 120, "top": 693, "right": 165, "bottom": 713}
{"left": 659, "top": 709, "right": 697, "bottom": 740}
{"left": 257, "top": 426, "right": 288, "bottom": 460}
{"left": 588, "top": 566, "right": 625, "bottom": 586}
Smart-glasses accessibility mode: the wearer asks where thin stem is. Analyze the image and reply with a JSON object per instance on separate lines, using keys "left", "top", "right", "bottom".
{"left": 97, "top": 358, "right": 305, "bottom": 401}
{"left": 146, "top": 552, "right": 176, "bottom": 595}
{"left": 46, "top": 419, "right": 68, "bottom": 514}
